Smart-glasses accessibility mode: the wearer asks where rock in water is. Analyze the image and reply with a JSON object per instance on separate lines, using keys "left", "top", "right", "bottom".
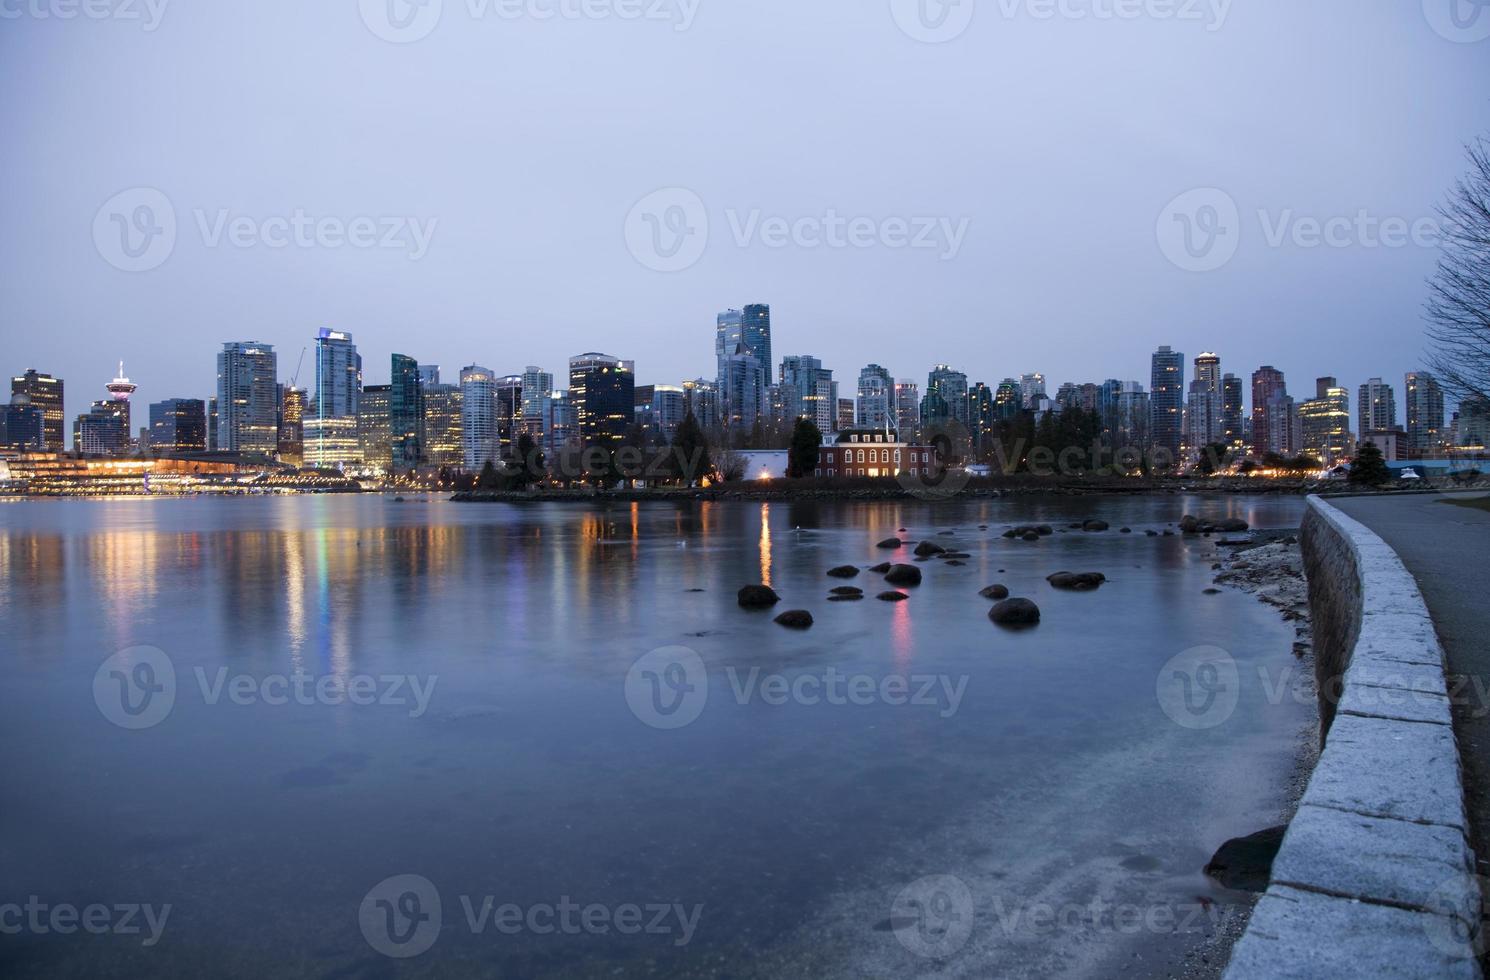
{"left": 1083, "top": 520, "right": 1109, "bottom": 532}
{"left": 877, "top": 538, "right": 903, "bottom": 549}
{"left": 1204, "top": 825, "right": 1287, "bottom": 893}
{"left": 980, "top": 584, "right": 1010, "bottom": 600}
{"left": 868, "top": 562, "right": 892, "bottom": 574}
{"left": 877, "top": 591, "right": 910, "bottom": 602}
{"left": 1021, "top": 531, "right": 1040, "bottom": 542}
{"left": 826, "top": 565, "right": 860, "bottom": 579}
{"left": 1046, "top": 571, "right": 1106, "bottom": 591}
{"left": 913, "top": 541, "right": 946, "bottom": 558}
{"left": 884, "top": 564, "right": 923, "bottom": 587}
{"left": 738, "top": 585, "right": 781, "bottom": 608}
{"left": 827, "top": 595, "right": 864, "bottom": 602}
{"left": 830, "top": 586, "right": 864, "bottom": 596}
{"left": 774, "top": 610, "right": 814, "bottom": 629}
{"left": 989, "top": 598, "right": 1041, "bottom": 627}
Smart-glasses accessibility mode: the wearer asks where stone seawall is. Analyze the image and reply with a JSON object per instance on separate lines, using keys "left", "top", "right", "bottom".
{"left": 1224, "top": 496, "right": 1483, "bottom": 979}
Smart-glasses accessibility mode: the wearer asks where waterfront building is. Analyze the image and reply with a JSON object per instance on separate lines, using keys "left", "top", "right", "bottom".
{"left": 422, "top": 384, "right": 464, "bottom": 468}
{"left": 1, "top": 394, "right": 46, "bottom": 451}
{"left": 1150, "top": 346, "right": 1185, "bottom": 464}
{"left": 1404, "top": 371, "right": 1446, "bottom": 459}
{"left": 216, "top": 342, "right": 279, "bottom": 455}
{"left": 1358, "top": 378, "right": 1397, "bottom": 437}
{"left": 9, "top": 369, "right": 64, "bottom": 451}
{"left": 520, "top": 366, "right": 553, "bottom": 437}
{"left": 277, "top": 387, "right": 306, "bottom": 465}
{"left": 1300, "top": 377, "right": 1353, "bottom": 464}
{"left": 495, "top": 375, "right": 523, "bottom": 455}
{"left": 74, "top": 400, "right": 130, "bottom": 456}
{"left": 857, "top": 364, "right": 894, "bottom": 430}
{"left": 357, "top": 385, "right": 393, "bottom": 474}
{"left": 459, "top": 365, "right": 498, "bottom": 470}
{"left": 815, "top": 429, "right": 935, "bottom": 479}
{"left": 1251, "top": 366, "right": 1288, "bottom": 456}
{"left": 569, "top": 353, "right": 635, "bottom": 450}
{"left": 390, "top": 354, "right": 425, "bottom": 472}
{"left": 304, "top": 330, "right": 363, "bottom": 470}
{"left": 148, "top": 399, "right": 207, "bottom": 454}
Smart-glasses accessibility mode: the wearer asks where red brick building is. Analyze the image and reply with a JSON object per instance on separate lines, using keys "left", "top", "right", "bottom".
{"left": 815, "top": 429, "right": 936, "bottom": 478}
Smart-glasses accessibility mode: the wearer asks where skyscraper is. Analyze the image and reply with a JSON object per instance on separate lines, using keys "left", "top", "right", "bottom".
{"left": 148, "top": 399, "right": 207, "bottom": 454}
{"left": 390, "top": 353, "right": 424, "bottom": 472}
{"left": 520, "top": 366, "right": 553, "bottom": 435}
{"left": 1251, "top": 366, "right": 1288, "bottom": 457}
{"left": 780, "top": 355, "right": 836, "bottom": 433}
{"left": 10, "top": 369, "right": 64, "bottom": 451}
{"left": 305, "top": 329, "right": 362, "bottom": 469}
{"left": 1357, "top": 378, "right": 1397, "bottom": 437}
{"left": 1150, "top": 346, "right": 1185, "bottom": 464}
{"left": 635, "top": 385, "right": 686, "bottom": 444}
{"left": 894, "top": 380, "right": 920, "bottom": 438}
{"left": 928, "top": 365, "right": 970, "bottom": 425}
{"left": 278, "top": 387, "right": 306, "bottom": 465}
{"left": 358, "top": 385, "right": 393, "bottom": 473}
{"left": 1018, "top": 373, "right": 1046, "bottom": 411}
{"left": 741, "top": 304, "right": 772, "bottom": 382}
{"left": 1300, "top": 377, "right": 1352, "bottom": 464}
{"left": 1404, "top": 372, "right": 1445, "bottom": 459}
{"left": 682, "top": 378, "right": 721, "bottom": 431}
{"left": 720, "top": 344, "right": 765, "bottom": 433}
{"left": 856, "top": 364, "right": 893, "bottom": 430}
{"left": 422, "top": 384, "right": 464, "bottom": 468}
{"left": 1, "top": 395, "right": 46, "bottom": 451}
{"left": 459, "top": 365, "right": 498, "bottom": 469}
{"left": 569, "top": 353, "right": 635, "bottom": 449}
{"left": 715, "top": 309, "right": 744, "bottom": 383}
{"left": 1221, "top": 374, "right": 1244, "bottom": 451}
{"left": 216, "top": 342, "right": 278, "bottom": 455}
{"left": 496, "top": 375, "right": 523, "bottom": 455}
{"left": 1185, "top": 352, "right": 1223, "bottom": 454}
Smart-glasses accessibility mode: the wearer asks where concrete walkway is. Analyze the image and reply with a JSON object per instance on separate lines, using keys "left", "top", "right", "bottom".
{"left": 1331, "top": 492, "right": 1490, "bottom": 875}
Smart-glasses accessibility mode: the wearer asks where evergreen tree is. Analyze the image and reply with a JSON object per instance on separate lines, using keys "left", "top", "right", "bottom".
{"left": 1350, "top": 442, "right": 1391, "bottom": 486}
{"left": 787, "top": 417, "right": 823, "bottom": 478}
{"left": 671, "top": 411, "right": 712, "bottom": 486}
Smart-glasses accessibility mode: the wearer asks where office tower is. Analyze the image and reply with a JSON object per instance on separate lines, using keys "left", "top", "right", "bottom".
{"left": 968, "top": 382, "right": 995, "bottom": 454}
{"left": 715, "top": 309, "right": 744, "bottom": 382}
{"left": 720, "top": 345, "right": 766, "bottom": 432}
{"left": 1150, "top": 346, "right": 1185, "bottom": 463}
{"left": 1357, "top": 378, "right": 1398, "bottom": 437}
{"left": 1221, "top": 374, "right": 1244, "bottom": 451}
{"left": 894, "top": 380, "right": 920, "bottom": 438}
{"left": 148, "top": 399, "right": 207, "bottom": 454}
{"left": 919, "top": 388, "right": 950, "bottom": 426}
{"left": 836, "top": 399, "right": 855, "bottom": 433}
{"left": 1404, "top": 372, "right": 1446, "bottom": 459}
{"left": 459, "top": 365, "right": 498, "bottom": 470}
{"left": 1055, "top": 382, "right": 1081, "bottom": 410}
{"left": 927, "top": 365, "right": 969, "bottom": 426}
{"left": 358, "top": 385, "right": 393, "bottom": 473}
{"left": 741, "top": 304, "right": 773, "bottom": 381}
{"left": 390, "top": 354, "right": 425, "bottom": 472}
{"left": 682, "top": 379, "right": 721, "bottom": 431}
{"left": 1251, "top": 366, "right": 1288, "bottom": 456}
{"left": 10, "top": 369, "right": 64, "bottom": 451}
{"left": 993, "top": 379, "right": 1020, "bottom": 421}
{"left": 520, "top": 366, "right": 553, "bottom": 432}
{"left": 857, "top": 365, "right": 894, "bottom": 430}
{"left": 780, "top": 355, "right": 836, "bottom": 433}
{"left": 635, "top": 385, "right": 686, "bottom": 444}
{"left": 304, "top": 329, "right": 363, "bottom": 469}
{"left": 1300, "top": 378, "right": 1353, "bottom": 464}
{"left": 418, "top": 364, "right": 441, "bottom": 388}
{"left": 0, "top": 394, "right": 46, "bottom": 451}
{"left": 1112, "top": 382, "right": 1150, "bottom": 445}
{"left": 103, "top": 361, "right": 136, "bottom": 440}
{"left": 1018, "top": 372, "right": 1047, "bottom": 411}
{"left": 1184, "top": 353, "right": 1223, "bottom": 454}
{"left": 277, "top": 387, "right": 306, "bottom": 465}
{"left": 422, "top": 384, "right": 464, "bottom": 468}
{"left": 74, "top": 400, "right": 130, "bottom": 456}
{"left": 569, "top": 353, "right": 635, "bottom": 449}
{"left": 216, "top": 342, "right": 279, "bottom": 455}
{"left": 542, "top": 390, "right": 576, "bottom": 459}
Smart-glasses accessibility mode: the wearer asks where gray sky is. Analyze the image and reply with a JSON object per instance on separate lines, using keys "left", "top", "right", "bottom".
{"left": 3, "top": 0, "right": 1488, "bottom": 427}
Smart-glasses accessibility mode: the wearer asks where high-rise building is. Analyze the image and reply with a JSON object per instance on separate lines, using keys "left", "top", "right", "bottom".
{"left": 1150, "top": 346, "right": 1185, "bottom": 464}
{"left": 928, "top": 365, "right": 970, "bottom": 426}
{"left": 1300, "top": 377, "right": 1353, "bottom": 464}
{"left": 857, "top": 364, "right": 894, "bottom": 429}
{"left": 216, "top": 342, "right": 278, "bottom": 455}
{"left": 422, "top": 384, "right": 464, "bottom": 468}
{"left": 1221, "top": 374, "right": 1244, "bottom": 451}
{"left": 459, "top": 365, "right": 498, "bottom": 470}
{"left": 520, "top": 366, "right": 553, "bottom": 434}
{"left": 390, "top": 354, "right": 425, "bottom": 472}
{"left": 968, "top": 382, "right": 996, "bottom": 455}
{"left": 418, "top": 364, "right": 441, "bottom": 388}
{"left": 304, "top": 329, "right": 362, "bottom": 469}
{"left": 74, "top": 400, "right": 130, "bottom": 456}
{"left": 780, "top": 355, "right": 836, "bottom": 434}
{"left": 277, "top": 387, "right": 306, "bottom": 465}
{"left": 994, "top": 379, "right": 1021, "bottom": 420}
{"left": 682, "top": 378, "right": 721, "bottom": 431}
{"left": 569, "top": 353, "right": 635, "bottom": 449}
{"left": 1357, "top": 378, "right": 1397, "bottom": 438}
{"left": 1251, "top": 366, "right": 1288, "bottom": 457}
{"left": 837, "top": 398, "right": 855, "bottom": 433}
{"left": 715, "top": 309, "right": 744, "bottom": 383}
{"left": 10, "top": 369, "right": 64, "bottom": 451}
{"left": 741, "top": 304, "right": 772, "bottom": 382}
{"left": 358, "top": 385, "right": 393, "bottom": 473}
{"left": 104, "top": 362, "right": 137, "bottom": 441}
{"left": 0, "top": 394, "right": 46, "bottom": 451}
{"left": 1018, "top": 373, "right": 1046, "bottom": 411}
{"left": 543, "top": 390, "right": 577, "bottom": 459}
{"left": 1184, "top": 353, "right": 1223, "bottom": 454}
{"left": 148, "top": 399, "right": 207, "bottom": 454}
{"left": 635, "top": 384, "right": 687, "bottom": 444}
{"left": 720, "top": 345, "right": 765, "bottom": 432}
{"left": 1404, "top": 372, "right": 1446, "bottom": 459}
{"left": 894, "top": 381, "right": 920, "bottom": 439}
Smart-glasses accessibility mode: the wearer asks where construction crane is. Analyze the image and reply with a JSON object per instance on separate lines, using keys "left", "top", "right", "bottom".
{"left": 289, "top": 346, "right": 307, "bottom": 391}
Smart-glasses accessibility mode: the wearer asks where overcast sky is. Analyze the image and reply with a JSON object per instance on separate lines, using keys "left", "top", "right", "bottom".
{"left": 3, "top": 0, "right": 1488, "bottom": 425}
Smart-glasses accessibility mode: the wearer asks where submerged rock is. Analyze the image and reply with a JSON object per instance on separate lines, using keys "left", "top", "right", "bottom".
{"left": 830, "top": 586, "right": 864, "bottom": 596}
{"left": 774, "top": 610, "right": 814, "bottom": 629}
{"left": 826, "top": 565, "right": 860, "bottom": 579}
{"left": 1083, "top": 520, "right": 1110, "bottom": 532}
{"left": 737, "top": 585, "right": 781, "bottom": 608}
{"left": 989, "top": 598, "right": 1041, "bottom": 627}
{"left": 980, "top": 584, "right": 1010, "bottom": 600}
{"left": 914, "top": 541, "right": 947, "bottom": 558}
{"left": 877, "top": 537, "right": 903, "bottom": 549}
{"left": 877, "top": 591, "right": 910, "bottom": 602}
{"left": 884, "top": 564, "right": 923, "bottom": 587}
{"left": 1046, "top": 571, "right": 1106, "bottom": 591}
{"left": 1204, "top": 825, "right": 1286, "bottom": 893}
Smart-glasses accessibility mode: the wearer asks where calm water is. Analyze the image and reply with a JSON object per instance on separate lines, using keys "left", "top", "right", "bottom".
{"left": 0, "top": 494, "right": 1308, "bottom": 978}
